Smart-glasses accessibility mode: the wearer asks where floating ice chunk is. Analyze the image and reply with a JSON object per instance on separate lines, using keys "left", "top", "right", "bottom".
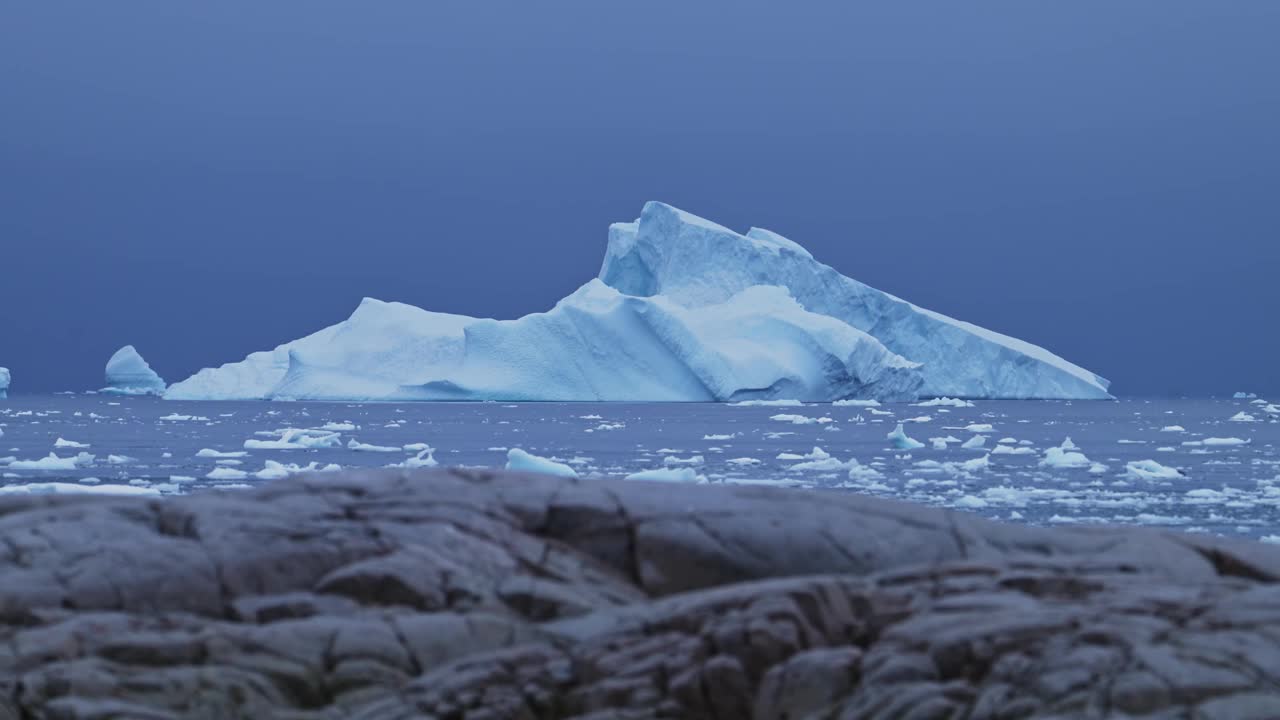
{"left": 53, "top": 438, "right": 90, "bottom": 449}
{"left": 777, "top": 447, "right": 831, "bottom": 461}
{"left": 159, "top": 414, "right": 210, "bottom": 422}
{"left": 0, "top": 367, "right": 8, "bottom": 399}
{"left": 8, "top": 452, "right": 95, "bottom": 471}
{"left": 961, "top": 435, "right": 987, "bottom": 450}
{"left": 206, "top": 467, "right": 249, "bottom": 480}
{"left": 101, "top": 345, "right": 167, "bottom": 396}
{"left": 1234, "top": 392, "right": 1258, "bottom": 399}
{"left": 244, "top": 429, "right": 342, "bottom": 450}
{"left": 905, "top": 415, "right": 932, "bottom": 423}
{"left": 963, "top": 424, "right": 995, "bottom": 433}
{"left": 627, "top": 467, "right": 705, "bottom": 483}
{"left": 832, "top": 399, "right": 880, "bottom": 407}
{"left": 663, "top": 454, "right": 704, "bottom": 466}
{"left": 1124, "top": 460, "right": 1185, "bottom": 481}
{"left": 726, "top": 457, "right": 761, "bottom": 466}
{"left": 991, "top": 444, "right": 1036, "bottom": 456}
{"left": 1229, "top": 412, "right": 1258, "bottom": 423}
{"left": 770, "top": 414, "right": 834, "bottom": 425}
{"left": 846, "top": 460, "right": 883, "bottom": 482}
{"left": 106, "top": 455, "right": 136, "bottom": 464}
{"left": 887, "top": 423, "right": 925, "bottom": 450}
{"left": 954, "top": 495, "right": 988, "bottom": 509}
{"left": 387, "top": 447, "right": 439, "bottom": 469}
{"left": 347, "top": 439, "right": 401, "bottom": 453}
{"left": 915, "top": 397, "right": 975, "bottom": 408}
{"left": 0, "top": 482, "right": 158, "bottom": 496}
{"left": 929, "top": 436, "right": 962, "bottom": 450}
{"left": 1040, "top": 440, "right": 1091, "bottom": 469}
{"left": 1185, "top": 437, "right": 1251, "bottom": 447}
{"left": 1262, "top": 535, "right": 1280, "bottom": 545}
{"left": 1160, "top": 425, "right": 1186, "bottom": 433}
{"left": 505, "top": 448, "right": 578, "bottom": 478}
{"left": 402, "top": 442, "right": 432, "bottom": 452}
{"left": 254, "top": 460, "right": 342, "bottom": 480}
{"left": 319, "top": 422, "right": 357, "bottom": 432}
{"left": 196, "top": 448, "right": 249, "bottom": 458}
{"left": 703, "top": 433, "right": 737, "bottom": 440}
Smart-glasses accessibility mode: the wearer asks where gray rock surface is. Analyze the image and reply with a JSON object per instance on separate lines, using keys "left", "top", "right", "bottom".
{"left": 2, "top": 468, "right": 1280, "bottom": 718}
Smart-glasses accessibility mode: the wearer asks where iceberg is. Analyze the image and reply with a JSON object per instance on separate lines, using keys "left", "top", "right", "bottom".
{"left": 168, "top": 202, "right": 1109, "bottom": 402}
{"left": 0, "top": 367, "right": 8, "bottom": 399}
{"left": 102, "top": 345, "right": 166, "bottom": 396}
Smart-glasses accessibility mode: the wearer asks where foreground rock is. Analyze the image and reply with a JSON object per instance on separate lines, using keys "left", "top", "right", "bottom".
{"left": 2, "top": 468, "right": 1279, "bottom": 718}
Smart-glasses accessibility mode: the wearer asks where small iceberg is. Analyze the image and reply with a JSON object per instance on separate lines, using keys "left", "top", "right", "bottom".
{"left": 505, "top": 448, "right": 578, "bottom": 478}
{"left": 102, "top": 345, "right": 166, "bottom": 396}
{"left": 0, "top": 367, "right": 9, "bottom": 399}
{"left": 887, "top": 423, "right": 925, "bottom": 450}
{"left": 1040, "top": 438, "right": 1092, "bottom": 469}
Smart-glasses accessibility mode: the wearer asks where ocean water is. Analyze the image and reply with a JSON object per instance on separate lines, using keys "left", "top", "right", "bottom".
{"left": 1, "top": 395, "right": 1277, "bottom": 540}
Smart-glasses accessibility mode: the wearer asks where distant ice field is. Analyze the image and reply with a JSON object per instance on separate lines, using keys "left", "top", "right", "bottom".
{"left": 1, "top": 395, "right": 1277, "bottom": 540}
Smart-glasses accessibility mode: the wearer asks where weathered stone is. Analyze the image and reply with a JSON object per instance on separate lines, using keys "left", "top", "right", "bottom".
{"left": 0, "top": 468, "right": 1279, "bottom": 718}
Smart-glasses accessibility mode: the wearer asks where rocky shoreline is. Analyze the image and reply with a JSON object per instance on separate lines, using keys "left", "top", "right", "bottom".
{"left": 2, "top": 468, "right": 1279, "bottom": 719}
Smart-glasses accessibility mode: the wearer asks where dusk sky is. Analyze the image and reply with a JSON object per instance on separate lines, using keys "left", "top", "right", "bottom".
{"left": 3, "top": 1, "right": 1277, "bottom": 395}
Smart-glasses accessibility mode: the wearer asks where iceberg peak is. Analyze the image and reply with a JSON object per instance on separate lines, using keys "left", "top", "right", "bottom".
{"left": 599, "top": 201, "right": 1111, "bottom": 399}
{"left": 0, "top": 367, "right": 9, "bottom": 399}
{"left": 103, "top": 345, "right": 166, "bottom": 396}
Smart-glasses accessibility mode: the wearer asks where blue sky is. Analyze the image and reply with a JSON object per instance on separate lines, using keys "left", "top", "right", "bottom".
{"left": 2, "top": 1, "right": 1277, "bottom": 394}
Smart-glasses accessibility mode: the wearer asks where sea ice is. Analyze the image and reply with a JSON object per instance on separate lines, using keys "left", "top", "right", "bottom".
{"left": 0, "top": 367, "right": 8, "bottom": 399}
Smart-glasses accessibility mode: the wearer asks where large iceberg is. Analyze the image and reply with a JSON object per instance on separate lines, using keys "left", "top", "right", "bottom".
{"left": 0, "top": 367, "right": 8, "bottom": 399}
{"left": 167, "top": 202, "right": 1110, "bottom": 401}
{"left": 102, "top": 345, "right": 166, "bottom": 396}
